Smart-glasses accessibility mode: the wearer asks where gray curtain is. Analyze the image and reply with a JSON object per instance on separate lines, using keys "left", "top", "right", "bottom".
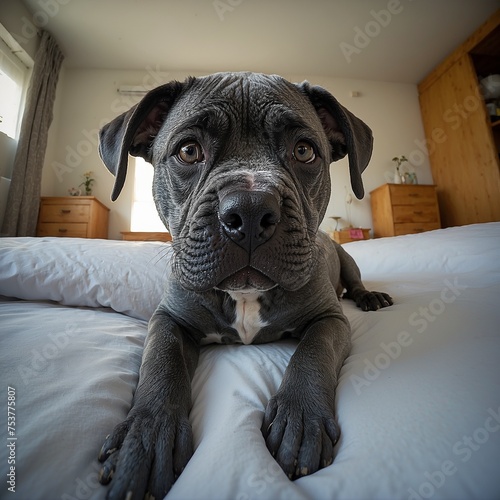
{"left": 2, "top": 30, "right": 64, "bottom": 237}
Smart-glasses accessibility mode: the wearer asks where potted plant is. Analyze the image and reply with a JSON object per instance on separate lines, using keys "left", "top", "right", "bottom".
{"left": 79, "top": 171, "right": 95, "bottom": 196}
{"left": 392, "top": 155, "right": 408, "bottom": 184}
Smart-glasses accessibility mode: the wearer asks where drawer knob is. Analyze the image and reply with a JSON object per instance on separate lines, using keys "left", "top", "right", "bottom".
{"left": 58, "top": 228, "right": 68, "bottom": 233}
{"left": 409, "top": 193, "right": 419, "bottom": 198}
{"left": 61, "top": 209, "right": 71, "bottom": 214}
{"left": 413, "top": 211, "right": 423, "bottom": 215}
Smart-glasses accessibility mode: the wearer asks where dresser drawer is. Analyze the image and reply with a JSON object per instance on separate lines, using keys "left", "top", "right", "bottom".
{"left": 389, "top": 185, "right": 437, "bottom": 205}
{"left": 39, "top": 203, "right": 90, "bottom": 223}
{"left": 393, "top": 222, "right": 441, "bottom": 236}
{"left": 37, "top": 197, "right": 109, "bottom": 239}
{"left": 37, "top": 223, "right": 88, "bottom": 238}
{"left": 392, "top": 205, "right": 440, "bottom": 223}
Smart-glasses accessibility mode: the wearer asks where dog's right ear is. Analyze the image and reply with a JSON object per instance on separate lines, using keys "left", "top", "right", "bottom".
{"left": 99, "top": 80, "right": 187, "bottom": 201}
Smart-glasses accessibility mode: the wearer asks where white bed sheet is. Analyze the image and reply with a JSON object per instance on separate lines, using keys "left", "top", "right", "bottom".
{"left": 0, "top": 223, "right": 499, "bottom": 500}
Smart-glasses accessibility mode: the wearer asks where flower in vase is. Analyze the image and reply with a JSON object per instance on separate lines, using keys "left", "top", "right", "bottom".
{"left": 79, "top": 171, "right": 95, "bottom": 196}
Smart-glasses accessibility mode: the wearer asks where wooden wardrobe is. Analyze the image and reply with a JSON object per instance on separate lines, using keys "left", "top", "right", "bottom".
{"left": 418, "top": 10, "right": 500, "bottom": 227}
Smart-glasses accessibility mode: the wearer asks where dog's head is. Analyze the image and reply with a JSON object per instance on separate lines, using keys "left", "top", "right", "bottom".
{"left": 99, "top": 72, "right": 372, "bottom": 293}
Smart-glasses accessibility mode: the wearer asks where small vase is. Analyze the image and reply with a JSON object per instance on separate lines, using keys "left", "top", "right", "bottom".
{"left": 393, "top": 169, "right": 402, "bottom": 184}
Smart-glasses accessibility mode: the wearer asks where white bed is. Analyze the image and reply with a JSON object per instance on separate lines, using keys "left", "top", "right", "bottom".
{"left": 1, "top": 223, "right": 499, "bottom": 500}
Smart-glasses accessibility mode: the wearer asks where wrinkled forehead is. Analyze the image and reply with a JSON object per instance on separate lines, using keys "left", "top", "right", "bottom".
{"left": 168, "top": 73, "right": 321, "bottom": 134}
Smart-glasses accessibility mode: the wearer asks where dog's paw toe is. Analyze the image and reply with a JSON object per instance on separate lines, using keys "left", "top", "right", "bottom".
{"left": 356, "top": 290, "right": 393, "bottom": 311}
{"left": 98, "top": 421, "right": 129, "bottom": 464}
{"left": 98, "top": 452, "right": 119, "bottom": 485}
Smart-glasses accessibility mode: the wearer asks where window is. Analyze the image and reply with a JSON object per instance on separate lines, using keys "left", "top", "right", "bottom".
{"left": 0, "top": 29, "right": 31, "bottom": 139}
{"left": 130, "top": 157, "right": 166, "bottom": 232}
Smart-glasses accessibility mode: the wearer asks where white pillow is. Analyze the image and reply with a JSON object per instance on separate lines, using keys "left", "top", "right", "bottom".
{"left": 343, "top": 222, "right": 500, "bottom": 277}
{"left": 0, "top": 237, "right": 170, "bottom": 320}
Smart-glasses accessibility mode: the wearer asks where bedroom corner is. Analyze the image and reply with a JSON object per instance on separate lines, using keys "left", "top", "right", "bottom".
{"left": 0, "top": 2, "right": 499, "bottom": 500}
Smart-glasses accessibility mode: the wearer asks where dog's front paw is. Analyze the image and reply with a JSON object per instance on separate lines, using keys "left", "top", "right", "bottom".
{"left": 98, "top": 406, "right": 193, "bottom": 500}
{"left": 261, "top": 392, "right": 339, "bottom": 479}
{"left": 352, "top": 290, "right": 393, "bottom": 311}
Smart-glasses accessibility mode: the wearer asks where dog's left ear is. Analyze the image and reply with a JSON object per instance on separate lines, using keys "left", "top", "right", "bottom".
{"left": 99, "top": 80, "right": 187, "bottom": 201}
{"left": 295, "top": 81, "right": 373, "bottom": 199}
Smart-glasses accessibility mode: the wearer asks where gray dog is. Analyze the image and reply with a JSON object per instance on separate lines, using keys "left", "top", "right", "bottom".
{"left": 97, "top": 72, "right": 392, "bottom": 500}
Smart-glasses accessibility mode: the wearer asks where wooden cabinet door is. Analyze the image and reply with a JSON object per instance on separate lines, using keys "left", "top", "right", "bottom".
{"left": 419, "top": 53, "right": 500, "bottom": 226}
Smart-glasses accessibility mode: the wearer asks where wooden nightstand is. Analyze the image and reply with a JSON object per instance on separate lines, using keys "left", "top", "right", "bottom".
{"left": 331, "top": 228, "right": 371, "bottom": 244}
{"left": 37, "top": 196, "right": 110, "bottom": 239}
{"left": 121, "top": 231, "right": 172, "bottom": 242}
{"left": 370, "top": 184, "right": 441, "bottom": 238}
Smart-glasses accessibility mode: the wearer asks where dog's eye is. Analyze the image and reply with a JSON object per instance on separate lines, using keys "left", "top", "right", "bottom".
{"left": 177, "top": 141, "right": 204, "bottom": 164}
{"left": 293, "top": 141, "right": 316, "bottom": 164}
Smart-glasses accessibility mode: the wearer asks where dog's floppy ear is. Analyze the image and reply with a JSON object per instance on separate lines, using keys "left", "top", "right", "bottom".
{"left": 295, "top": 81, "right": 373, "bottom": 199}
{"left": 99, "top": 80, "right": 186, "bottom": 201}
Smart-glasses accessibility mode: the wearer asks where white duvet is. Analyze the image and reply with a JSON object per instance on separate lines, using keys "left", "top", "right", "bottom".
{"left": 0, "top": 223, "right": 499, "bottom": 500}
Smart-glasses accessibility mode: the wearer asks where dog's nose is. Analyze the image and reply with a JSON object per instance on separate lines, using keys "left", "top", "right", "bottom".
{"left": 218, "top": 191, "right": 280, "bottom": 253}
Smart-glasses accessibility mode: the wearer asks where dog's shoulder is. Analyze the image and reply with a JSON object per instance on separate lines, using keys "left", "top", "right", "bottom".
{"left": 315, "top": 230, "right": 342, "bottom": 293}
{"left": 316, "top": 230, "right": 340, "bottom": 258}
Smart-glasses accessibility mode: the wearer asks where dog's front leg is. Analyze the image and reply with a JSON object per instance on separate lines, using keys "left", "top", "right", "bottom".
{"left": 262, "top": 313, "right": 351, "bottom": 479}
{"left": 98, "top": 308, "right": 200, "bottom": 500}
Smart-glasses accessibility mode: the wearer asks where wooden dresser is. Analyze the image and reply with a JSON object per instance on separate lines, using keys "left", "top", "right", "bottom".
{"left": 37, "top": 196, "right": 109, "bottom": 239}
{"left": 370, "top": 184, "right": 441, "bottom": 238}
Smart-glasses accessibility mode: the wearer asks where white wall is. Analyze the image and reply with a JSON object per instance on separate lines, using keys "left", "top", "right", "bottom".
{"left": 0, "top": 1, "right": 39, "bottom": 60}
{"left": 42, "top": 67, "right": 434, "bottom": 239}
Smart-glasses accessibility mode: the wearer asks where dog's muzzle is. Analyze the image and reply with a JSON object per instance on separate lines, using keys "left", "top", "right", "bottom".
{"left": 216, "top": 190, "right": 281, "bottom": 292}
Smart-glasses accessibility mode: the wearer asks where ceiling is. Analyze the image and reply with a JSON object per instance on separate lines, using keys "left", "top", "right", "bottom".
{"left": 21, "top": 0, "right": 500, "bottom": 84}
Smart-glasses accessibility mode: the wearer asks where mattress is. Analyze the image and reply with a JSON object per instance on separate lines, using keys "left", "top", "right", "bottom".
{"left": 0, "top": 222, "right": 499, "bottom": 499}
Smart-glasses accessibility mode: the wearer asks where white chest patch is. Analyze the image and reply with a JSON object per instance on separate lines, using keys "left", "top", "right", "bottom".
{"left": 229, "top": 291, "right": 268, "bottom": 345}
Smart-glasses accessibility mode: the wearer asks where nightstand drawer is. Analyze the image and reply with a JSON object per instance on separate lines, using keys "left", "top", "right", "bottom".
{"left": 39, "top": 203, "right": 90, "bottom": 223}
{"left": 392, "top": 205, "right": 440, "bottom": 223}
{"left": 389, "top": 185, "right": 437, "bottom": 205}
{"left": 393, "top": 222, "right": 441, "bottom": 236}
{"left": 37, "top": 223, "right": 88, "bottom": 238}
